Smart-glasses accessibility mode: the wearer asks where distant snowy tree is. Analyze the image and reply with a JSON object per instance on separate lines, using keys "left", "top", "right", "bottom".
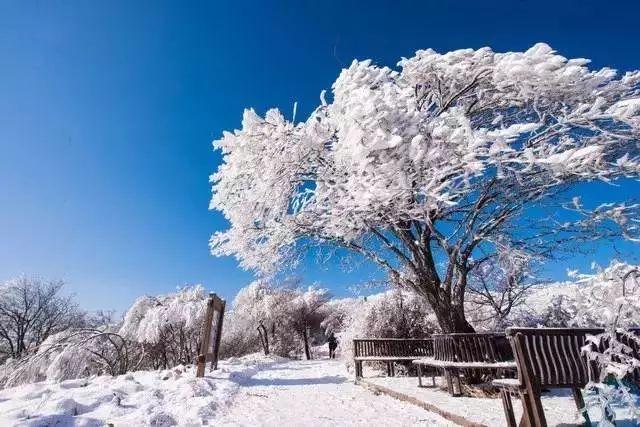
{"left": 221, "top": 279, "right": 333, "bottom": 359}
{"left": 320, "top": 297, "right": 358, "bottom": 335}
{"left": 466, "top": 253, "right": 535, "bottom": 329}
{"left": 220, "top": 279, "right": 279, "bottom": 357}
{"left": 119, "top": 285, "right": 208, "bottom": 369}
{"left": 340, "top": 289, "right": 438, "bottom": 371}
{"left": 0, "top": 286, "right": 213, "bottom": 388}
{"left": 283, "top": 286, "right": 331, "bottom": 360}
{"left": 541, "top": 295, "right": 577, "bottom": 327}
{"left": 211, "top": 44, "right": 640, "bottom": 332}
{"left": 0, "top": 277, "right": 84, "bottom": 362}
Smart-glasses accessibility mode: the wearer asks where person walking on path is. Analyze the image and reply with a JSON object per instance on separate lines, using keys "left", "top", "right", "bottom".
{"left": 327, "top": 333, "right": 338, "bottom": 359}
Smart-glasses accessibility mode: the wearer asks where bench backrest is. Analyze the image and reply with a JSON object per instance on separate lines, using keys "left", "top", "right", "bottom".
{"left": 506, "top": 327, "right": 604, "bottom": 388}
{"left": 353, "top": 338, "right": 433, "bottom": 358}
{"left": 432, "top": 333, "right": 513, "bottom": 363}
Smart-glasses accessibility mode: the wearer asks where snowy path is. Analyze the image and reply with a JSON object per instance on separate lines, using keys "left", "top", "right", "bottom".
{"left": 0, "top": 355, "right": 454, "bottom": 426}
{"left": 216, "top": 358, "right": 454, "bottom": 426}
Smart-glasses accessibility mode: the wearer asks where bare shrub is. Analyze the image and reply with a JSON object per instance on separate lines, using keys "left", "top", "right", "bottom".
{"left": 0, "top": 277, "right": 85, "bottom": 363}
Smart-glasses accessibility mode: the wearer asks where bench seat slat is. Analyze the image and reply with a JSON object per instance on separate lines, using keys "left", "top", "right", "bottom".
{"left": 412, "top": 357, "right": 517, "bottom": 370}
{"left": 354, "top": 356, "right": 421, "bottom": 361}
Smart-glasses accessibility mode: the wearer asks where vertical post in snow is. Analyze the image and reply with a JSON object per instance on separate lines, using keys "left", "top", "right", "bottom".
{"left": 196, "top": 293, "right": 226, "bottom": 377}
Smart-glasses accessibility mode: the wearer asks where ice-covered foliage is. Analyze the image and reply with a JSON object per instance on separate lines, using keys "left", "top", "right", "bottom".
{"left": 580, "top": 265, "right": 640, "bottom": 425}
{"left": 119, "top": 285, "right": 208, "bottom": 368}
{"left": 211, "top": 43, "right": 640, "bottom": 332}
{"left": 0, "top": 328, "right": 134, "bottom": 389}
{"left": 571, "top": 261, "right": 640, "bottom": 327}
{"left": 120, "top": 285, "right": 207, "bottom": 344}
{"left": 320, "top": 297, "right": 360, "bottom": 335}
{"left": 221, "top": 280, "right": 332, "bottom": 359}
{"left": 464, "top": 260, "right": 640, "bottom": 331}
{"left": 284, "top": 285, "right": 331, "bottom": 359}
{"left": 0, "top": 286, "right": 213, "bottom": 388}
{"left": 340, "top": 290, "right": 438, "bottom": 369}
{"left": 220, "top": 280, "right": 279, "bottom": 357}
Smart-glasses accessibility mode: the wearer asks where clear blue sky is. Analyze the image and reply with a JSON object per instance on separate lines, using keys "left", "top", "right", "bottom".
{"left": 1, "top": 1, "right": 639, "bottom": 312}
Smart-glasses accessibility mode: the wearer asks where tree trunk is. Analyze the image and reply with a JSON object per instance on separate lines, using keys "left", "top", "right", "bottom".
{"left": 414, "top": 268, "right": 475, "bottom": 333}
{"left": 429, "top": 298, "right": 475, "bottom": 333}
{"left": 301, "top": 327, "right": 311, "bottom": 360}
{"left": 257, "top": 323, "right": 269, "bottom": 355}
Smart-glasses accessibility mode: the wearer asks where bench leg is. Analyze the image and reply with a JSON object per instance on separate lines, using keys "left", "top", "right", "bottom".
{"left": 355, "top": 361, "right": 362, "bottom": 379}
{"left": 444, "top": 369, "right": 455, "bottom": 396}
{"left": 518, "top": 389, "right": 546, "bottom": 427}
{"left": 500, "top": 389, "right": 517, "bottom": 427}
{"left": 417, "top": 364, "right": 423, "bottom": 387}
{"left": 572, "top": 388, "right": 591, "bottom": 426}
{"left": 518, "top": 391, "right": 533, "bottom": 427}
{"left": 386, "top": 362, "right": 392, "bottom": 377}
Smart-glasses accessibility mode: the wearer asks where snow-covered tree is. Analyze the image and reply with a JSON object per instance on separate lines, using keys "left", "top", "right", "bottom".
{"left": 0, "top": 327, "right": 139, "bottom": 389}
{"left": 220, "top": 279, "right": 280, "bottom": 357}
{"left": 283, "top": 286, "right": 331, "bottom": 360}
{"left": 211, "top": 43, "right": 640, "bottom": 332}
{"left": 221, "top": 280, "right": 331, "bottom": 359}
{"left": 0, "top": 286, "right": 211, "bottom": 388}
{"left": 119, "top": 285, "right": 208, "bottom": 369}
{"left": 0, "top": 277, "right": 85, "bottom": 362}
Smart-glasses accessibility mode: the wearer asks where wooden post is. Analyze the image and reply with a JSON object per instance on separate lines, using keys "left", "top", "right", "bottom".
{"left": 196, "top": 293, "right": 226, "bottom": 377}
{"left": 211, "top": 298, "right": 225, "bottom": 370}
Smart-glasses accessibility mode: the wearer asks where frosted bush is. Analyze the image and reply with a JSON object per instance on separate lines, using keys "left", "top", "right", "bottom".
{"left": 580, "top": 264, "right": 640, "bottom": 425}
{"left": 572, "top": 261, "right": 640, "bottom": 328}
{"left": 120, "top": 285, "right": 208, "bottom": 344}
{"left": 119, "top": 285, "right": 208, "bottom": 368}
{"left": 340, "top": 290, "right": 438, "bottom": 370}
{"left": 0, "top": 328, "right": 133, "bottom": 388}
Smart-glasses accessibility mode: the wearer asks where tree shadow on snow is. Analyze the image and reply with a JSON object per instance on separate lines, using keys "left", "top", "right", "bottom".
{"left": 245, "top": 375, "right": 348, "bottom": 387}
{"left": 20, "top": 414, "right": 103, "bottom": 427}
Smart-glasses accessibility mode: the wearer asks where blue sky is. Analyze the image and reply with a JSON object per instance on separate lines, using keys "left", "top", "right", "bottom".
{"left": 1, "top": 1, "right": 639, "bottom": 312}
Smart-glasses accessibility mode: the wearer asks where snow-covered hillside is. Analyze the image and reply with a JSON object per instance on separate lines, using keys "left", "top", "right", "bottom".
{"left": 0, "top": 353, "right": 282, "bottom": 426}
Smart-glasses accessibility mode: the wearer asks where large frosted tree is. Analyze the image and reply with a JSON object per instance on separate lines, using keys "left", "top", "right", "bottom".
{"left": 210, "top": 44, "right": 640, "bottom": 332}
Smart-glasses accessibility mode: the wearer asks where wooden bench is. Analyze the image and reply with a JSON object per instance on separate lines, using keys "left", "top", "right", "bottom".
{"left": 353, "top": 338, "right": 433, "bottom": 378}
{"left": 413, "top": 333, "right": 517, "bottom": 396}
{"left": 493, "top": 327, "right": 604, "bottom": 427}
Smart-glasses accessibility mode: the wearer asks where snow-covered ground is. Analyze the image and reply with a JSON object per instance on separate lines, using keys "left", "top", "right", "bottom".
{"left": 365, "top": 375, "right": 639, "bottom": 426}
{"left": 215, "top": 358, "right": 453, "bottom": 426}
{"left": 0, "top": 355, "right": 454, "bottom": 426}
{"left": 0, "top": 353, "right": 281, "bottom": 426}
